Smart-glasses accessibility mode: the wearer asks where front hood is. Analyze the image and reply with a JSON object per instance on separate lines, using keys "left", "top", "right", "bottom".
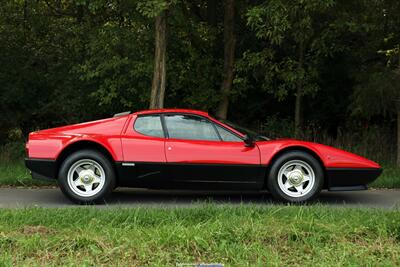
{"left": 256, "top": 139, "right": 381, "bottom": 169}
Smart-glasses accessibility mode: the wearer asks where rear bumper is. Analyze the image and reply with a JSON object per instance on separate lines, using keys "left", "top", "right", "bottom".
{"left": 326, "top": 168, "right": 383, "bottom": 191}
{"left": 25, "top": 158, "right": 57, "bottom": 181}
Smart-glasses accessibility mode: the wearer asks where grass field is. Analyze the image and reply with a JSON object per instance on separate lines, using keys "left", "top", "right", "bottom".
{"left": 0, "top": 162, "right": 54, "bottom": 187}
{"left": 0, "top": 161, "right": 399, "bottom": 188}
{"left": 369, "top": 165, "right": 400, "bottom": 188}
{"left": 0, "top": 206, "right": 398, "bottom": 266}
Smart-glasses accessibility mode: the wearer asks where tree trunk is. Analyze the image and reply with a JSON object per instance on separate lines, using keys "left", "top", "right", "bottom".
{"left": 216, "top": 0, "right": 235, "bottom": 120}
{"left": 397, "top": 52, "right": 400, "bottom": 167}
{"left": 150, "top": 11, "right": 167, "bottom": 109}
{"left": 294, "top": 90, "right": 303, "bottom": 137}
{"left": 294, "top": 40, "right": 305, "bottom": 137}
{"left": 397, "top": 107, "right": 400, "bottom": 166}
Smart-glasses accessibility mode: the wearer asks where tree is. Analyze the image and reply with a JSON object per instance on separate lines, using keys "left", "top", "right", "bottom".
{"left": 216, "top": 0, "right": 235, "bottom": 120}
{"left": 1, "top": 0, "right": 400, "bottom": 168}
{"left": 150, "top": 10, "right": 167, "bottom": 109}
{"left": 245, "top": 0, "right": 335, "bottom": 136}
{"left": 380, "top": 3, "right": 400, "bottom": 165}
{"left": 378, "top": 44, "right": 400, "bottom": 166}
{"left": 137, "top": 0, "right": 170, "bottom": 109}
{"left": 350, "top": 0, "right": 400, "bottom": 165}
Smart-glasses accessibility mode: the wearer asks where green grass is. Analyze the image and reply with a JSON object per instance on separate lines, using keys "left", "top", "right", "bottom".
{"left": 0, "top": 160, "right": 399, "bottom": 188}
{"left": 0, "top": 206, "right": 398, "bottom": 266}
{"left": 0, "top": 161, "right": 54, "bottom": 187}
{"left": 370, "top": 165, "right": 400, "bottom": 188}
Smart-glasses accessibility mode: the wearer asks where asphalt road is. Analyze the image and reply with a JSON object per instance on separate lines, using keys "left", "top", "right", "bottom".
{"left": 0, "top": 188, "right": 399, "bottom": 208}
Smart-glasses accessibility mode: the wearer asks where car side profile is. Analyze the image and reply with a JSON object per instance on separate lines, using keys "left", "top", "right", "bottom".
{"left": 25, "top": 109, "right": 382, "bottom": 204}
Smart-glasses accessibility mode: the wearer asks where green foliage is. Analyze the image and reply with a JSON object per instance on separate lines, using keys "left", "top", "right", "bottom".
{"left": 75, "top": 19, "right": 154, "bottom": 113}
{"left": 352, "top": 69, "right": 400, "bottom": 117}
{"left": 0, "top": 0, "right": 400, "bottom": 166}
{"left": 243, "top": 0, "right": 336, "bottom": 101}
{"left": 165, "top": 4, "right": 222, "bottom": 110}
{"left": 136, "top": 0, "right": 170, "bottom": 18}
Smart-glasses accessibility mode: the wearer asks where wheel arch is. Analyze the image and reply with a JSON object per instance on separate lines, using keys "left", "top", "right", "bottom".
{"left": 56, "top": 140, "right": 118, "bottom": 182}
{"left": 265, "top": 145, "right": 328, "bottom": 189}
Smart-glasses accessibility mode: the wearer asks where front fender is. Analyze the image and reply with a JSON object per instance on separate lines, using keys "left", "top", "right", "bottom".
{"left": 257, "top": 139, "right": 380, "bottom": 169}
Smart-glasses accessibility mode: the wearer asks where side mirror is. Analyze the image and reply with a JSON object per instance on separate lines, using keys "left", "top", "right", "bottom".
{"left": 243, "top": 134, "right": 255, "bottom": 147}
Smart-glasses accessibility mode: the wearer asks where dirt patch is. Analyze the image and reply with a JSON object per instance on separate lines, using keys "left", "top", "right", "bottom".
{"left": 21, "top": 225, "right": 55, "bottom": 235}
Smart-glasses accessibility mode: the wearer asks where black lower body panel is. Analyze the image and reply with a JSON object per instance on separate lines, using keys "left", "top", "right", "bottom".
{"left": 168, "top": 163, "right": 266, "bottom": 190}
{"left": 116, "top": 162, "right": 168, "bottom": 188}
{"left": 25, "top": 158, "right": 57, "bottom": 180}
{"left": 116, "top": 162, "right": 266, "bottom": 190}
{"left": 326, "top": 168, "right": 382, "bottom": 191}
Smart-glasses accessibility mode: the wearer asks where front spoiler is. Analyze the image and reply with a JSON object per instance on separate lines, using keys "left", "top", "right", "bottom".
{"left": 326, "top": 168, "right": 383, "bottom": 191}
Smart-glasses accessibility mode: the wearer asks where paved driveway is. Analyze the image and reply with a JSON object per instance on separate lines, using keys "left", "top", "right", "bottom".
{"left": 0, "top": 188, "right": 399, "bottom": 209}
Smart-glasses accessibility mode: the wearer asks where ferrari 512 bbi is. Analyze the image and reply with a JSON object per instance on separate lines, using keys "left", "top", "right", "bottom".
{"left": 25, "top": 109, "right": 382, "bottom": 204}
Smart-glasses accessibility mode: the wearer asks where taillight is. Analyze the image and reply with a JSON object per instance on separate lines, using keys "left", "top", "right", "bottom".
{"left": 25, "top": 142, "right": 29, "bottom": 157}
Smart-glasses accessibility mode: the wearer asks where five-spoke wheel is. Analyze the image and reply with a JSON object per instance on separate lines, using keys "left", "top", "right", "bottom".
{"left": 267, "top": 151, "right": 323, "bottom": 202}
{"left": 277, "top": 160, "right": 315, "bottom": 198}
{"left": 58, "top": 150, "right": 115, "bottom": 204}
{"left": 67, "top": 159, "right": 106, "bottom": 198}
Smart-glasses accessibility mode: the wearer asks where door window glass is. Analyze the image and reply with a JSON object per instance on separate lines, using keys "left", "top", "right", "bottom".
{"left": 165, "top": 115, "right": 220, "bottom": 141}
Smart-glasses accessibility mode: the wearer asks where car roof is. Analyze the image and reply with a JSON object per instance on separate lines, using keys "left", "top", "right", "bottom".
{"left": 133, "top": 109, "right": 210, "bottom": 117}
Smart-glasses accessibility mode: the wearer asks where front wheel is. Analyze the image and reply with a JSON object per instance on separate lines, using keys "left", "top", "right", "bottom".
{"left": 267, "top": 151, "right": 324, "bottom": 203}
{"left": 58, "top": 150, "right": 116, "bottom": 204}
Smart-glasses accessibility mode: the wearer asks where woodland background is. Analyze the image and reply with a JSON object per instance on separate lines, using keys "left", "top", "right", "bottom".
{"left": 1, "top": 0, "right": 400, "bottom": 166}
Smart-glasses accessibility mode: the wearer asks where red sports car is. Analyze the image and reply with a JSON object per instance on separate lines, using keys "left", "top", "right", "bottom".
{"left": 25, "top": 109, "right": 382, "bottom": 204}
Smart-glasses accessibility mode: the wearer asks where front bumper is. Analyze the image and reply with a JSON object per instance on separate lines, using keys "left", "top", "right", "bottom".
{"left": 326, "top": 168, "right": 383, "bottom": 191}
{"left": 25, "top": 158, "right": 57, "bottom": 181}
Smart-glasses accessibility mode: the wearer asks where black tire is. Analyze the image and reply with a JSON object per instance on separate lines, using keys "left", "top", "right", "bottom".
{"left": 58, "top": 149, "right": 116, "bottom": 204}
{"left": 267, "top": 151, "right": 324, "bottom": 203}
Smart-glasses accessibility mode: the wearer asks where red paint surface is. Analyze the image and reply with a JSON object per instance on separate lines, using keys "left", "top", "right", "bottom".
{"left": 26, "top": 109, "right": 381, "bottom": 169}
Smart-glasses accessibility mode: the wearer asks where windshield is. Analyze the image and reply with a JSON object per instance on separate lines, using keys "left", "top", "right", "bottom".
{"left": 220, "top": 120, "right": 270, "bottom": 141}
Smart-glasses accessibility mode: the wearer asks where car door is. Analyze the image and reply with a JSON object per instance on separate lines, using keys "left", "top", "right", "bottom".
{"left": 119, "top": 114, "right": 167, "bottom": 187}
{"left": 163, "top": 114, "right": 265, "bottom": 189}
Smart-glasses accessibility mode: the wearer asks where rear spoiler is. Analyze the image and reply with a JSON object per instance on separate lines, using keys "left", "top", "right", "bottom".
{"left": 113, "top": 111, "right": 131, "bottom": 117}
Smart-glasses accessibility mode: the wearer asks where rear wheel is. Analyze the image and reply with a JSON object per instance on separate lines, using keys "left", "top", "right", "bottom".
{"left": 267, "top": 151, "right": 324, "bottom": 203}
{"left": 58, "top": 150, "right": 115, "bottom": 204}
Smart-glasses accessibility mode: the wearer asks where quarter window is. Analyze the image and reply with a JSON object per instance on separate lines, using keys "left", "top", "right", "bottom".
{"left": 215, "top": 125, "right": 242, "bottom": 142}
{"left": 134, "top": 115, "right": 164, "bottom": 138}
{"left": 164, "top": 114, "right": 220, "bottom": 141}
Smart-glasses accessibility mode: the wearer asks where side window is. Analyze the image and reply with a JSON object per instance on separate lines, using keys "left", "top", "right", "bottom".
{"left": 134, "top": 115, "right": 164, "bottom": 138}
{"left": 215, "top": 125, "right": 242, "bottom": 142}
{"left": 165, "top": 114, "right": 220, "bottom": 141}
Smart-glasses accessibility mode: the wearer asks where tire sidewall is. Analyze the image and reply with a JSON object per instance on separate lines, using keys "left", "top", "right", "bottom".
{"left": 267, "top": 151, "right": 324, "bottom": 203}
{"left": 58, "top": 150, "right": 115, "bottom": 204}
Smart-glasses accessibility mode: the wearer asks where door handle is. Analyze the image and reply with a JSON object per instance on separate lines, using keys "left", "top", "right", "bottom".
{"left": 167, "top": 146, "right": 172, "bottom": 151}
